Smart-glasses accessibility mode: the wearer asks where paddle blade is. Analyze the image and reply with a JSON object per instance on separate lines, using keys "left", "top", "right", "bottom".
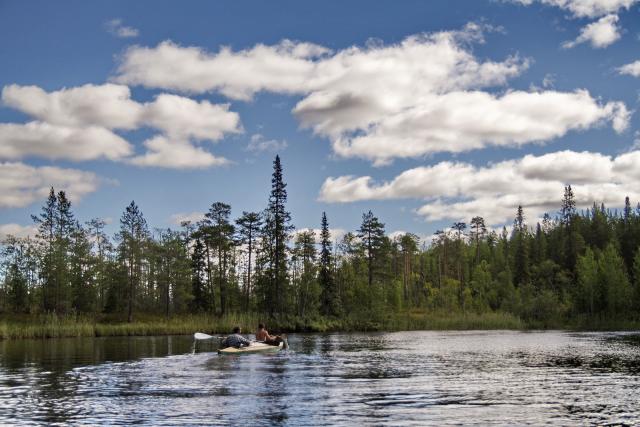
{"left": 194, "top": 332, "right": 215, "bottom": 340}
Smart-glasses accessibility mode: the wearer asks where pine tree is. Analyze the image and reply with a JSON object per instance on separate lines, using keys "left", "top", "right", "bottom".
{"left": 32, "top": 187, "right": 57, "bottom": 312}
{"left": 576, "top": 248, "right": 598, "bottom": 315}
{"left": 235, "top": 211, "right": 262, "bottom": 311}
{"left": 117, "top": 201, "right": 149, "bottom": 322}
{"left": 398, "top": 233, "right": 418, "bottom": 305}
{"left": 599, "top": 243, "right": 632, "bottom": 317}
{"left": 560, "top": 185, "right": 576, "bottom": 227}
{"left": 264, "top": 155, "right": 293, "bottom": 316}
{"left": 513, "top": 206, "right": 530, "bottom": 286}
{"left": 204, "top": 202, "right": 234, "bottom": 315}
{"left": 87, "top": 218, "right": 111, "bottom": 312}
{"left": 292, "top": 230, "right": 317, "bottom": 316}
{"left": 470, "top": 216, "right": 486, "bottom": 264}
{"left": 190, "top": 238, "right": 207, "bottom": 312}
{"left": 1, "top": 237, "right": 30, "bottom": 313}
{"left": 358, "top": 210, "right": 385, "bottom": 291}
{"left": 632, "top": 248, "right": 640, "bottom": 313}
{"left": 69, "top": 221, "right": 94, "bottom": 313}
{"left": 319, "top": 212, "right": 339, "bottom": 316}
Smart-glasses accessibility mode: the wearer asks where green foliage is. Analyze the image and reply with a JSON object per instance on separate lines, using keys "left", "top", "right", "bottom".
{"left": 4, "top": 161, "right": 640, "bottom": 333}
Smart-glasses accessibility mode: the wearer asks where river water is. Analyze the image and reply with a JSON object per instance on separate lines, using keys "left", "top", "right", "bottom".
{"left": 0, "top": 331, "right": 639, "bottom": 426}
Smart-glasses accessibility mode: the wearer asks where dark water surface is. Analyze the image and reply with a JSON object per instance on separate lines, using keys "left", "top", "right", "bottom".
{"left": 1, "top": 331, "right": 640, "bottom": 426}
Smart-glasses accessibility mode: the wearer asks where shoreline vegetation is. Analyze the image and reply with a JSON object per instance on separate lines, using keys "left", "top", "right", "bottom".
{"left": 4, "top": 156, "right": 640, "bottom": 342}
{"left": 1, "top": 312, "right": 639, "bottom": 340}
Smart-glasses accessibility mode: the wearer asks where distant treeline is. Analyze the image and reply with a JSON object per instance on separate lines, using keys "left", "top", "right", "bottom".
{"left": 1, "top": 155, "right": 640, "bottom": 327}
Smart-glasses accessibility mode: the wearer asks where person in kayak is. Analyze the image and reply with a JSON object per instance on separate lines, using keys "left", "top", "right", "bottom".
{"left": 255, "top": 323, "right": 284, "bottom": 346}
{"left": 220, "top": 326, "right": 251, "bottom": 348}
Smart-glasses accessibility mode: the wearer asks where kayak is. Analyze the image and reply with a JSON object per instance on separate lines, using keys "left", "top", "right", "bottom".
{"left": 218, "top": 341, "right": 284, "bottom": 355}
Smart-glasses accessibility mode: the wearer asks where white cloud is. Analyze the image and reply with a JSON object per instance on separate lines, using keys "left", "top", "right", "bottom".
{"left": 170, "top": 211, "right": 206, "bottom": 225}
{"left": 327, "top": 89, "right": 628, "bottom": 165}
{"left": 0, "top": 121, "right": 133, "bottom": 161}
{"left": 129, "top": 136, "right": 229, "bottom": 169}
{"left": 0, "top": 223, "right": 38, "bottom": 240}
{"left": 114, "top": 39, "right": 330, "bottom": 100}
{"left": 143, "top": 94, "right": 242, "bottom": 141}
{"left": 562, "top": 14, "right": 621, "bottom": 48}
{"left": 2, "top": 84, "right": 242, "bottom": 140}
{"left": 509, "top": 1, "right": 634, "bottom": 50}
{"left": 1, "top": 84, "right": 242, "bottom": 167}
{"left": 105, "top": 18, "right": 139, "bottom": 38}
{"left": 618, "top": 60, "right": 640, "bottom": 77}
{"left": 542, "top": 74, "right": 555, "bottom": 88}
{"left": 319, "top": 149, "right": 640, "bottom": 226}
{"left": 508, "top": 0, "right": 638, "bottom": 18}
{"left": 0, "top": 162, "right": 102, "bottom": 208}
{"left": 2, "top": 84, "right": 142, "bottom": 129}
{"left": 293, "top": 227, "right": 347, "bottom": 243}
{"left": 247, "top": 134, "right": 288, "bottom": 152}
{"left": 113, "top": 25, "right": 629, "bottom": 164}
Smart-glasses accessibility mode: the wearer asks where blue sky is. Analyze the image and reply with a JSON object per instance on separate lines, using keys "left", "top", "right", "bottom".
{"left": 1, "top": 0, "right": 640, "bottom": 241}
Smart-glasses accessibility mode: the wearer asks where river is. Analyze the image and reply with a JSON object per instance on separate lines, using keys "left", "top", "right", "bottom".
{"left": 0, "top": 331, "right": 639, "bottom": 425}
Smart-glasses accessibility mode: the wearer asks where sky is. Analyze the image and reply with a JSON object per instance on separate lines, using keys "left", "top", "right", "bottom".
{"left": 1, "top": 0, "right": 640, "bottom": 242}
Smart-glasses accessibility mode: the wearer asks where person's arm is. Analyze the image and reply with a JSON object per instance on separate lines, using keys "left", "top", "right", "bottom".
{"left": 239, "top": 335, "right": 251, "bottom": 347}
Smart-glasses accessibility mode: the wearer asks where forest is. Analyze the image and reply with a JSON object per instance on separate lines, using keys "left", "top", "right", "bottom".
{"left": 1, "top": 155, "right": 640, "bottom": 333}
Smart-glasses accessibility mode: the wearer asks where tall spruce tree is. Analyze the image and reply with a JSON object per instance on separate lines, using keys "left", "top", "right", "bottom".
{"left": 32, "top": 188, "right": 57, "bottom": 312}
{"left": 264, "top": 155, "right": 293, "bottom": 315}
{"left": 319, "top": 212, "right": 339, "bottom": 316}
{"left": 513, "top": 206, "right": 530, "bottom": 286}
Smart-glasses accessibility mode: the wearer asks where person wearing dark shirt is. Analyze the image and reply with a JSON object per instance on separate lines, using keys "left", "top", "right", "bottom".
{"left": 221, "top": 326, "right": 251, "bottom": 348}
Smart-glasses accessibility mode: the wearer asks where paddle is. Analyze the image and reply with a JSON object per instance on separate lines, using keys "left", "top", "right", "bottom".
{"left": 193, "top": 332, "right": 256, "bottom": 344}
{"left": 194, "top": 332, "right": 222, "bottom": 340}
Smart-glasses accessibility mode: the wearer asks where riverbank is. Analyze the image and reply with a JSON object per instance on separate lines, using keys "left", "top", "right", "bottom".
{"left": 0, "top": 311, "right": 638, "bottom": 340}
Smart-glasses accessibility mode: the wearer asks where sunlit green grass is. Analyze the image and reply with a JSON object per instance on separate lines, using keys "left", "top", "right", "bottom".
{"left": 1, "top": 311, "right": 638, "bottom": 340}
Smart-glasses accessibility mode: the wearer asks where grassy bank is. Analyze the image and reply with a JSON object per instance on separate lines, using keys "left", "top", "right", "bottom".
{"left": 1, "top": 311, "right": 639, "bottom": 340}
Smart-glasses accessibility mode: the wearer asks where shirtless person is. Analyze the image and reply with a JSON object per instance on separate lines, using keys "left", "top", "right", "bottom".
{"left": 255, "top": 323, "right": 284, "bottom": 346}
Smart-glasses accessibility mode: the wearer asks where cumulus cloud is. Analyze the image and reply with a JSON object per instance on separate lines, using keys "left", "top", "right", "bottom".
{"left": 1, "top": 84, "right": 242, "bottom": 167}
{"left": 618, "top": 60, "right": 640, "bottom": 77}
{"left": 129, "top": 136, "right": 229, "bottom": 169}
{"left": 114, "top": 39, "right": 330, "bottom": 99}
{"left": 113, "top": 25, "right": 629, "bottom": 164}
{"left": 508, "top": 0, "right": 638, "bottom": 18}
{"left": 170, "top": 211, "right": 206, "bottom": 225}
{"left": 247, "top": 134, "right": 288, "bottom": 152}
{"left": 0, "top": 162, "right": 102, "bottom": 208}
{"left": 509, "top": 1, "right": 635, "bottom": 50}
{"left": 293, "top": 227, "right": 347, "bottom": 243}
{"left": 105, "top": 18, "right": 139, "bottom": 38}
{"left": 2, "top": 84, "right": 143, "bottom": 129}
{"left": 562, "top": 14, "right": 621, "bottom": 48}
{"left": 143, "top": 94, "right": 241, "bottom": 141}
{"left": 327, "top": 89, "right": 628, "bottom": 165}
{"left": 319, "top": 149, "right": 640, "bottom": 226}
{"left": 0, "top": 223, "right": 38, "bottom": 240}
{"left": 0, "top": 121, "right": 133, "bottom": 161}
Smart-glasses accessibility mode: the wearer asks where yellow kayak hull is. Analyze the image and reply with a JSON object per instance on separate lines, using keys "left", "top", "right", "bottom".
{"left": 218, "top": 342, "right": 283, "bottom": 355}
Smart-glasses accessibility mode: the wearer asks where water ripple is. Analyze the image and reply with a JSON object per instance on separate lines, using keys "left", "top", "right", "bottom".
{"left": 1, "top": 331, "right": 639, "bottom": 425}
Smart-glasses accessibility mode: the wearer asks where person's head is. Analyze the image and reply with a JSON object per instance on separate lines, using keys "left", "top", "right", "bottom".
{"left": 258, "top": 323, "right": 265, "bottom": 330}
{"left": 232, "top": 326, "right": 241, "bottom": 334}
